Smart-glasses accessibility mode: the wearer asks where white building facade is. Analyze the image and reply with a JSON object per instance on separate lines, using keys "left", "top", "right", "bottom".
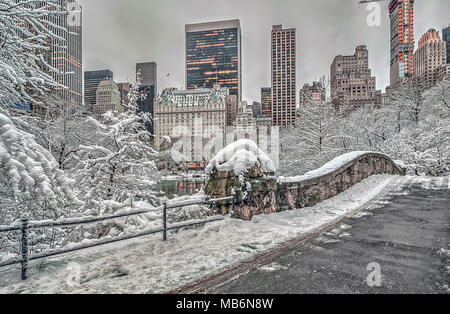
{"left": 93, "top": 80, "right": 122, "bottom": 115}
{"left": 154, "top": 87, "right": 227, "bottom": 162}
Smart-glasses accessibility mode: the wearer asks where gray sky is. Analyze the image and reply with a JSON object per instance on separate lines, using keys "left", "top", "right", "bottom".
{"left": 78, "top": 0, "right": 449, "bottom": 102}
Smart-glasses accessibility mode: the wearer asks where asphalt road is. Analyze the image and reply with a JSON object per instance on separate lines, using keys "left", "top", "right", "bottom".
{"left": 208, "top": 180, "right": 450, "bottom": 294}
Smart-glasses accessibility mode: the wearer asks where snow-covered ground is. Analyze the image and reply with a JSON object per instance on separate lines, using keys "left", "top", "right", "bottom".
{"left": 0, "top": 175, "right": 447, "bottom": 294}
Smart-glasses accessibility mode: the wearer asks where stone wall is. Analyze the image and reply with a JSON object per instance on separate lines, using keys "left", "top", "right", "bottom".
{"left": 205, "top": 152, "right": 406, "bottom": 220}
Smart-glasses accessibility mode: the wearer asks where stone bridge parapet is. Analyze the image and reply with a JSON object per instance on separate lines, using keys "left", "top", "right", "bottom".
{"left": 205, "top": 152, "right": 406, "bottom": 220}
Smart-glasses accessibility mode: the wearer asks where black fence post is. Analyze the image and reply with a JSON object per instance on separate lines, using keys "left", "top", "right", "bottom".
{"left": 20, "top": 215, "right": 29, "bottom": 281}
{"left": 163, "top": 201, "right": 167, "bottom": 241}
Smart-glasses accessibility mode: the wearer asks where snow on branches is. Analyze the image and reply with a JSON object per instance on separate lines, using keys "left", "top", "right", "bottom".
{"left": 73, "top": 72, "right": 160, "bottom": 208}
{"left": 0, "top": 111, "right": 82, "bottom": 210}
{"left": 280, "top": 79, "right": 450, "bottom": 177}
{"left": 0, "top": 0, "right": 69, "bottom": 105}
{"left": 279, "top": 97, "right": 347, "bottom": 175}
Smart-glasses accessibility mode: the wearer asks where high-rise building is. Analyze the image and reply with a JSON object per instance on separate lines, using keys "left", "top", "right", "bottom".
{"left": 185, "top": 19, "right": 242, "bottom": 102}
{"left": 225, "top": 95, "right": 238, "bottom": 126}
{"left": 271, "top": 25, "right": 296, "bottom": 127}
{"left": 330, "top": 45, "right": 381, "bottom": 109}
{"left": 261, "top": 87, "right": 272, "bottom": 118}
{"left": 136, "top": 62, "right": 157, "bottom": 133}
{"left": 93, "top": 80, "right": 123, "bottom": 115}
{"left": 389, "top": 0, "right": 415, "bottom": 88}
{"left": 44, "top": 0, "right": 83, "bottom": 106}
{"left": 413, "top": 29, "right": 447, "bottom": 87}
{"left": 299, "top": 81, "right": 326, "bottom": 107}
{"left": 442, "top": 26, "right": 450, "bottom": 64}
{"left": 84, "top": 70, "right": 113, "bottom": 111}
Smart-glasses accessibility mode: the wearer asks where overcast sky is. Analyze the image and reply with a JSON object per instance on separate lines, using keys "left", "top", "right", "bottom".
{"left": 78, "top": 0, "right": 449, "bottom": 102}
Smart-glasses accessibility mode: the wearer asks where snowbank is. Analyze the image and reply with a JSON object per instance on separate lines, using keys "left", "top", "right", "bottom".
{"left": 279, "top": 151, "right": 389, "bottom": 183}
{"left": 206, "top": 139, "right": 275, "bottom": 176}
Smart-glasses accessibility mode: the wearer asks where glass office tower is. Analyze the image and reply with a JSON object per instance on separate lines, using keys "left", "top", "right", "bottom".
{"left": 185, "top": 20, "right": 242, "bottom": 102}
{"left": 136, "top": 62, "right": 157, "bottom": 134}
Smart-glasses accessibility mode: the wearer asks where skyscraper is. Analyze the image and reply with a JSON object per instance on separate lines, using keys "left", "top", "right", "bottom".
{"left": 44, "top": 0, "right": 83, "bottom": 106}
{"left": 413, "top": 29, "right": 447, "bottom": 87}
{"left": 330, "top": 45, "right": 381, "bottom": 109}
{"left": 271, "top": 25, "right": 296, "bottom": 127}
{"left": 185, "top": 19, "right": 242, "bottom": 102}
{"left": 84, "top": 70, "right": 113, "bottom": 111}
{"left": 443, "top": 26, "right": 450, "bottom": 64}
{"left": 225, "top": 95, "right": 238, "bottom": 126}
{"left": 389, "top": 0, "right": 415, "bottom": 88}
{"left": 136, "top": 62, "right": 157, "bottom": 133}
{"left": 261, "top": 87, "right": 272, "bottom": 118}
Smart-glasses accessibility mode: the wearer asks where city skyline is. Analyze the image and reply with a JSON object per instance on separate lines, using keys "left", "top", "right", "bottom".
{"left": 78, "top": 0, "right": 449, "bottom": 103}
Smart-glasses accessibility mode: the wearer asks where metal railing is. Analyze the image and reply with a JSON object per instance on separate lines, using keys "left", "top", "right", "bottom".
{"left": 0, "top": 194, "right": 235, "bottom": 280}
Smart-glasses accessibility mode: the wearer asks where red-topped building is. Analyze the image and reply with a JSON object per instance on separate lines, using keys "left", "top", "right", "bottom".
{"left": 389, "top": 0, "right": 415, "bottom": 88}
{"left": 414, "top": 29, "right": 448, "bottom": 87}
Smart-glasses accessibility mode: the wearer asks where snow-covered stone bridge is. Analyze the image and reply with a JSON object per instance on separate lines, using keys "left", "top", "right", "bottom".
{"left": 205, "top": 141, "right": 406, "bottom": 220}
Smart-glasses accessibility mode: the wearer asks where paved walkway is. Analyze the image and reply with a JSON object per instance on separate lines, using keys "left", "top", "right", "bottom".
{"left": 208, "top": 178, "right": 450, "bottom": 294}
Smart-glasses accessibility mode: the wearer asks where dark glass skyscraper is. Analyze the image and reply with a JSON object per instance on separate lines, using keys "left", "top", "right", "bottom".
{"left": 136, "top": 62, "right": 157, "bottom": 134}
{"left": 84, "top": 70, "right": 113, "bottom": 110}
{"left": 443, "top": 26, "right": 450, "bottom": 64}
{"left": 185, "top": 20, "right": 242, "bottom": 102}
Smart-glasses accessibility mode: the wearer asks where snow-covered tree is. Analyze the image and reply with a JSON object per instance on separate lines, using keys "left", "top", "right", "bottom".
{"left": 0, "top": 1, "right": 83, "bottom": 219}
{"left": 390, "top": 80, "right": 427, "bottom": 128}
{"left": 279, "top": 87, "right": 345, "bottom": 175}
{"left": 423, "top": 80, "right": 450, "bottom": 115}
{"left": 22, "top": 96, "right": 92, "bottom": 170}
{"left": 73, "top": 73, "right": 160, "bottom": 209}
{"left": 0, "top": 0, "right": 68, "bottom": 105}
{"left": 280, "top": 76, "right": 449, "bottom": 177}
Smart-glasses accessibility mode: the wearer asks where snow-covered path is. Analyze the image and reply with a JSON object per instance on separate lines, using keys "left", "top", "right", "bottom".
{"left": 0, "top": 175, "right": 447, "bottom": 294}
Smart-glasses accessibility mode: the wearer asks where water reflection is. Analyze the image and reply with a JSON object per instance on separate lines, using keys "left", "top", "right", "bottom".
{"left": 155, "top": 179, "right": 206, "bottom": 199}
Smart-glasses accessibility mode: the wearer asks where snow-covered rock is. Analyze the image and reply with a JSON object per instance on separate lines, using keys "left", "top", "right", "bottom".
{"left": 205, "top": 139, "right": 275, "bottom": 176}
